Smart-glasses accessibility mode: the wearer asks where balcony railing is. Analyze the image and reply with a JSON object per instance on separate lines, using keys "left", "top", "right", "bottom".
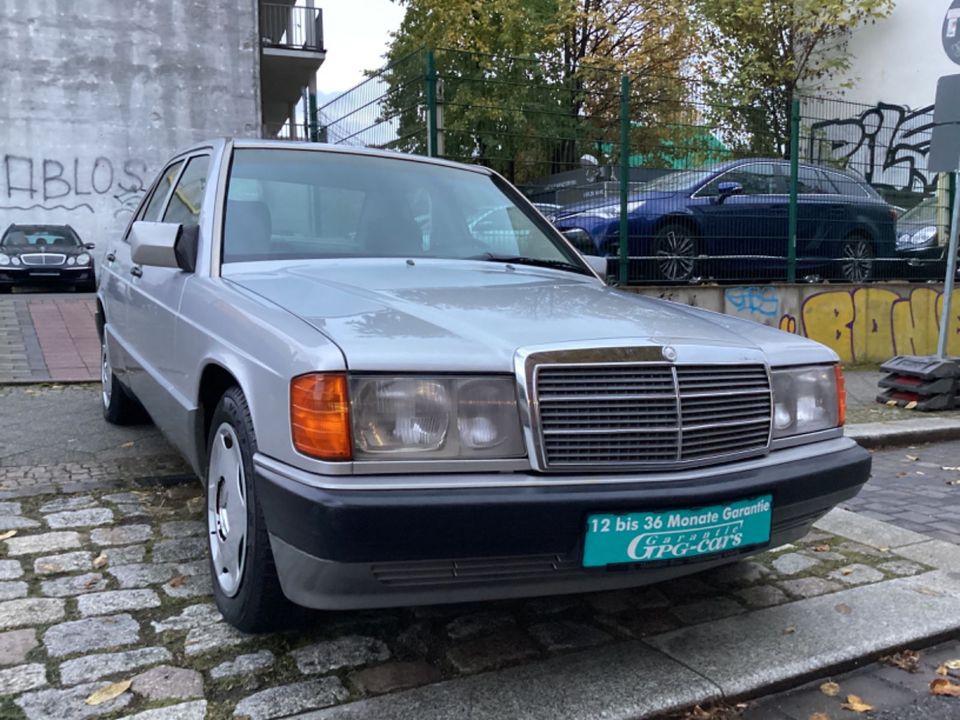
{"left": 262, "top": 121, "right": 311, "bottom": 141}
{"left": 260, "top": 4, "right": 324, "bottom": 52}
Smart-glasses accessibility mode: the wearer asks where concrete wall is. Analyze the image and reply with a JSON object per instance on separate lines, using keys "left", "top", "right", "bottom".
{"left": 632, "top": 284, "right": 959, "bottom": 365}
{"left": 0, "top": 0, "right": 261, "bottom": 256}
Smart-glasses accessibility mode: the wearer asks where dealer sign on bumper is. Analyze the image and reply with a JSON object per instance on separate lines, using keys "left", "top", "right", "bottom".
{"left": 582, "top": 495, "right": 773, "bottom": 567}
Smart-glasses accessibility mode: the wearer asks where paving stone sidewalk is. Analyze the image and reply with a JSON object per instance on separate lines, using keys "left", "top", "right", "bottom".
{"left": 1, "top": 467, "right": 959, "bottom": 719}
{"left": 0, "top": 295, "right": 98, "bottom": 383}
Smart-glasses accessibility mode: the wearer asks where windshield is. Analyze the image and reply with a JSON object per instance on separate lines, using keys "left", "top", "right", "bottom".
{"left": 222, "top": 149, "right": 584, "bottom": 271}
{"left": 641, "top": 169, "right": 715, "bottom": 193}
{"left": 1, "top": 228, "right": 80, "bottom": 248}
{"left": 900, "top": 196, "right": 937, "bottom": 225}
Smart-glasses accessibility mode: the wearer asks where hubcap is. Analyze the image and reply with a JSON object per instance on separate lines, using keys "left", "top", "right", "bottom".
{"left": 207, "top": 423, "right": 247, "bottom": 597}
{"left": 100, "top": 340, "right": 112, "bottom": 409}
{"left": 656, "top": 230, "right": 696, "bottom": 281}
{"left": 842, "top": 239, "right": 874, "bottom": 282}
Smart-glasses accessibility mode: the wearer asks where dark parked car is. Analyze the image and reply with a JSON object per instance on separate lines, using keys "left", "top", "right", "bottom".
{"left": 554, "top": 159, "right": 898, "bottom": 283}
{"left": 896, "top": 196, "right": 944, "bottom": 278}
{"left": 0, "top": 224, "right": 96, "bottom": 293}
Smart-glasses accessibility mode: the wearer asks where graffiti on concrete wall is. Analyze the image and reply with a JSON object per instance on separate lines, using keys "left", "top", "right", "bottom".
{"left": 807, "top": 102, "right": 935, "bottom": 193}
{"left": 1, "top": 154, "right": 149, "bottom": 219}
{"left": 778, "top": 287, "right": 960, "bottom": 363}
{"left": 724, "top": 286, "right": 780, "bottom": 320}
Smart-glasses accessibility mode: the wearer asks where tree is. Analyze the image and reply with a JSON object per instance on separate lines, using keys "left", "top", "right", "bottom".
{"left": 695, "top": 0, "right": 895, "bottom": 157}
{"left": 375, "top": 0, "right": 698, "bottom": 182}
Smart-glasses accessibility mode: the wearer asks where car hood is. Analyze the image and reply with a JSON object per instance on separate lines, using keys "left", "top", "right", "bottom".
{"left": 225, "top": 259, "right": 834, "bottom": 372}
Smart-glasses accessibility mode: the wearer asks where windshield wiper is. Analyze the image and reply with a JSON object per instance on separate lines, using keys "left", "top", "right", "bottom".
{"left": 468, "top": 253, "right": 588, "bottom": 275}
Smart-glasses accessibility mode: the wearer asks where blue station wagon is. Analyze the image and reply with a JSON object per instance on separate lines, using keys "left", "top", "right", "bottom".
{"left": 554, "top": 159, "right": 898, "bottom": 283}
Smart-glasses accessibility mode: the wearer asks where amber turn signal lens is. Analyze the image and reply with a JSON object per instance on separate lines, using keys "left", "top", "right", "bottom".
{"left": 834, "top": 364, "right": 846, "bottom": 427}
{"left": 290, "top": 373, "right": 352, "bottom": 460}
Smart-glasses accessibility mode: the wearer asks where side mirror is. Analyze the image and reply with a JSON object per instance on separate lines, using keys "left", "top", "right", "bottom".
{"left": 84, "top": 242, "right": 96, "bottom": 250}
{"left": 129, "top": 221, "right": 198, "bottom": 273}
{"left": 583, "top": 255, "right": 609, "bottom": 278}
{"left": 716, "top": 181, "right": 743, "bottom": 203}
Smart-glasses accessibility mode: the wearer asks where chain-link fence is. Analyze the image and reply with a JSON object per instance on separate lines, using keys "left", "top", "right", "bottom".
{"left": 316, "top": 49, "right": 944, "bottom": 285}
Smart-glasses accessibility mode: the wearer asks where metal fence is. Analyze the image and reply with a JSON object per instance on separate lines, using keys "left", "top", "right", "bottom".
{"left": 317, "top": 49, "right": 945, "bottom": 285}
{"left": 260, "top": 3, "right": 324, "bottom": 52}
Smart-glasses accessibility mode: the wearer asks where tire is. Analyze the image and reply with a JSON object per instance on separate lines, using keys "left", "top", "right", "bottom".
{"left": 838, "top": 235, "right": 875, "bottom": 283}
{"left": 654, "top": 224, "right": 699, "bottom": 282}
{"left": 100, "top": 330, "right": 147, "bottom": 425}
{"left": 206, "top": 386, "right": 291, "bottom": 632}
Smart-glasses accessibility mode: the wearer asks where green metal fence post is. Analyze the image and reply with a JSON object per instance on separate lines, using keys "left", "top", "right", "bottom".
{"left": 425, "top": 50, "right": 438, "bottom": 157}
{"left": 787, "top": 98, "right": 800, "bottom": 283}
{"left": 619, "top": 75, "right": 630, "bottom": 284}
{"left": 308, "top": 92, "right": 319, "bottom": 142}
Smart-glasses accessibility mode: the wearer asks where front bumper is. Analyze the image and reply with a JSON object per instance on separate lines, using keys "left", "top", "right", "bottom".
{"left": 255, "top": 437, "right": 870, "bottom": 609}
{"left": 0, "top": 267, "right": 95, "bottom": 287}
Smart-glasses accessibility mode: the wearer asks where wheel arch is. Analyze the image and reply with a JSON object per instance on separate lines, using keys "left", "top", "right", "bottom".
{"left": 196, "top": 362, "right": 244, "bottom": 469}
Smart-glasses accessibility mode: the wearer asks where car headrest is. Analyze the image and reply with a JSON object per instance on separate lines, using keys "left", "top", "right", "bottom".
{"left": 225, "top": 200, "right": 272, "bottom": 260}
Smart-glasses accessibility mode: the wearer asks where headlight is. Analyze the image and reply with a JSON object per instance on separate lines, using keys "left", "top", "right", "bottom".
{"left": 0, "top": 254, "right": 9, "bottom": 266}
{"left": 76, "top": 253, "right": 91, "bottom": 266}
{"left": 897, "top": 226, "right": 936, "bottom": 249}
{"left": 351, "top": 375, "right": 524, "bottom": 459}
{"left": 67, "top": 256, "right": 76, "bottom": 266}
{"left": 771, "top": 365, "right": 844, "bottom": 439}
{"left": 10, "top": 256, "right": 20, "bottom": 266}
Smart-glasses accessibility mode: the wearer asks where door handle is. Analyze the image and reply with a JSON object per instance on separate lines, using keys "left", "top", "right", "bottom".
{"left": 130, "top": 266, "right": 143, "bottom": 278}
{"left": 106, "top": 252, "right": 116, "bottom": 263}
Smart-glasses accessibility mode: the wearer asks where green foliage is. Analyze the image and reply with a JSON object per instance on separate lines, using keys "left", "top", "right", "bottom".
{"left": 694, "top": 0, "right": 895, "bottom": 156}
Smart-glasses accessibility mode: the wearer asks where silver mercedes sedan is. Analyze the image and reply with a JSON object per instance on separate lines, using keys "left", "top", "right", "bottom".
{"left": 97, "top": 139, "right": 870, "bottom": 631}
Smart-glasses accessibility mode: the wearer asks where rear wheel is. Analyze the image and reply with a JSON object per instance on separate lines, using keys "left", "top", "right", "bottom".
{"left": 100, "top": 331, "right": 146, "bottom": 425}
{"left": 654, "top": 224, "right": 699, "bottom": 282}
{"left": 839, "top": 235, "right": 875, "bottom": 282}
{"left": 206, "top": 386, "right": 291, "bottom": 632}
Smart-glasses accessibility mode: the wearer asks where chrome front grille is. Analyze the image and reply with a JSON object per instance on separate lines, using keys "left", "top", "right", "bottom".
{"left": 20, "top": 253, "right": 66, "bottom": 267}
{"left": 534, "top": 363, "right": 771, "bottom": 469}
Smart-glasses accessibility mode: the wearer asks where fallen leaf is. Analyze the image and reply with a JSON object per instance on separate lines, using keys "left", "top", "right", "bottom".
{"left": 835, "top": 603, "right": 852, "bottom": 615}
{"left": 83, "top": 576, "right": 100, "bottom": 589}
{"left": 944, "top": 659, "right": 960, "bottom": 670}
{"left": 905, "top": 454, "right": 919, "bottom": 461}
{"left": 92, "top": 553, "right": 108, "bottom": 569}
{"left": 783, "top": 625, "right": 796, "bottom": 635}
{"left": 840, "top": 694, "right": 874, "bottom": 713}
{"left": 809, "top": 714, "right": 831, "bottom": 720}
{"left": 886, "top": 399, "right": 897, "bottom": 406}
{"left": 120, "top": 441, "right": 135, "bottom": 448}
{"left": 930, "top": 678, "right": 960, "bottom": 697}
{"left": 812, "top": 544, "right": 831, "bottom": 552}
{"left": 880, "top": 649, "right": 921, "bottom": 673}
{"left": 937, "top": 664, "right": 948, "bottom": 676}
{"left": 820, "top": 681, "right": 840, "bottom": 697}
{"left": 168, "top": 575, "right": 187, "bottom": 588}
{"left": 841, "top": 567, "right": 854, "bottom": 576}
{"left": 0, "top": 530, "right": 17, "bottom": 541}
{"left": 84, "top": 679, "right": 131, "bottom": 705}
{"left": 905, "top": 400, "right": 918, "bottom": 409}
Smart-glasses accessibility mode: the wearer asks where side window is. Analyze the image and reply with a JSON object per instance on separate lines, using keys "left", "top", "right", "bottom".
{"left": 141, "top": 161, "right": 185, "bottom": 222}
{"left": 796, "top": 167, "right": 825, "bottom": 194}
{"left": 701, "top": 163, "right": 777, "bottom": 196}
{"left": 162, "top": 156, "right": 210, "bottom": 226}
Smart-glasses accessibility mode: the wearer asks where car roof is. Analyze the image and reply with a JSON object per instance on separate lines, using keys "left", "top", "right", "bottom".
{"left": 178, "top": 138, "right": 493, "bottom": 176}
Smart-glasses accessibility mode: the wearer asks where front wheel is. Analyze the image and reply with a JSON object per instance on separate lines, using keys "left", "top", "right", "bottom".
{"left": 654, "top": 224, "right": 699, "bottom": 282}
{"left": 206, "top": 386, "right": 291, "bottom": 632}
{"left": 100, "top": 331, "right": 146, "bottom": 425}
{"left": 838, "top": 236, "right": 875, "bottom": 282}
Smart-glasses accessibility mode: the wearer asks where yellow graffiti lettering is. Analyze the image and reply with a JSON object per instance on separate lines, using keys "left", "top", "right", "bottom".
{"left": 851, "top": 288, "right": 898, "bottom": 362}
{"left": 802, "top": 291, "right": 854, "bottom": 363}
{"left": 891, "top": 288, "right": 940, "bottom": 356}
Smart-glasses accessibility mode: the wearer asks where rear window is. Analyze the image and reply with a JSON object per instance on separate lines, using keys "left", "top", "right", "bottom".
{"left": 221, "top": 149, "right": 579, "bottom": 266}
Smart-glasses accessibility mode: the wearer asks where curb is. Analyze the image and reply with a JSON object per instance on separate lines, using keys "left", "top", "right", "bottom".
{"left": 847, "top": 417, "right": 960, "bottom": 449}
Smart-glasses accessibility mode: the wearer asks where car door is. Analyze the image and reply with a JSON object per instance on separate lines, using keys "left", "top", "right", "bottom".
{"left": 101, "top": 158, "right": 185, "bottom": 386}
{"left": 792, "top": 165, "right": 847, "bottom": 271}
{"left": 126, "top": 153, "right": 210, "bottom": 427}
{"left": 693, "top": 162, "right": 787, "bottom": 277}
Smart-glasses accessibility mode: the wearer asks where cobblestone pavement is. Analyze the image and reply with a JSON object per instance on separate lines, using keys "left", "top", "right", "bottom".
{"left": 744, "top": 638, "right": 960, "bottom": 720}
{"left": 0, "top": 465, "right": 941, "bottom": 720}
{"left": 844, "top": 441, "right": 960, "bottom": 546}
{"left": 0, "top": 294, "right": 98, "bottom": 383}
